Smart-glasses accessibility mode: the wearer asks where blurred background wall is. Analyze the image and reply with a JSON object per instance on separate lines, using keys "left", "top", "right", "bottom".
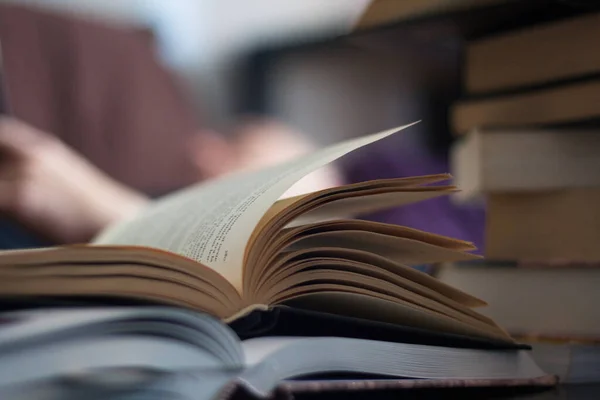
{"left": 0, "top": 0, "right": 372, "bottom": 136}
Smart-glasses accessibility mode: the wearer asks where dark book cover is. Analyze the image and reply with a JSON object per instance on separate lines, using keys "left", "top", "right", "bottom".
{"left": 221, "top": 375, "right": 559, "bottom": 400}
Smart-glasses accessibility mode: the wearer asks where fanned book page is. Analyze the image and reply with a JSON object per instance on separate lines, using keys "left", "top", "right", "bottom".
{"left": 94, "top": 125, "right": 416, "bottom": 288}
{"left": 0, "top": 124, "right": 512, "bottom": 345}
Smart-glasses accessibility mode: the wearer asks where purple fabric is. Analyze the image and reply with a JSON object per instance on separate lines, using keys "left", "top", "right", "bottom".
{"left": 342, "top": 134, "right": 485, "bottom": 254}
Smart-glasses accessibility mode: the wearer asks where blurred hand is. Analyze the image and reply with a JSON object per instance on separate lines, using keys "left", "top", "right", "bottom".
{"left": 230, "top": 119, "right": 344, "bottom": 197}
{"left": 189, "top": 118, "right": 344, "bottom": 197}
{"left": 0, "top": 118, "right": 148, "bottom": 244}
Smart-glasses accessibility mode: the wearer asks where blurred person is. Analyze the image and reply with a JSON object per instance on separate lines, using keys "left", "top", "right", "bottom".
{"left": 0, "top": 3, "right": 200, "bottom": 248}
{"left": 190, "top": 117, "right": 344, "bottom": 197}
{"left": 0, "top": 117, "right": 148, "bottom": 244}
{"left": 0, "top": 3, "right": 201, "bottom": 197}
{"left": 0, "top": 116, "right": 341, "bottom": 245}
{"left": 0, "top": 4, "right": 340, "bottom": 248}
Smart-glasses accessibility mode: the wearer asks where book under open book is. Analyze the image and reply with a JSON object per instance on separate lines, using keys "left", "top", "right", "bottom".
{"left": 0, "top": 124, "right": 509, "bottom": 345}
{"left": 0, "top": 307, "right": 553, "bottom": 400}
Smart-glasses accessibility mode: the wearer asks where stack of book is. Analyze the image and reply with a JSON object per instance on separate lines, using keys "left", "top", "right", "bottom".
{"left": 0, "top": 126, "right": 557, "bottom": 399}
{"left": 444, "top": 12, "right": 600, "bottom": 382}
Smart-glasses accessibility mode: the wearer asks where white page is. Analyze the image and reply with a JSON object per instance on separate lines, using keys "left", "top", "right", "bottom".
{"left": 94, "top": 124, "right": 413, "bottom": 290}
{"left": 239, "top": 337, "right": 547, "bottom": 397}
{"left": 0, "top": 336, "right": 227, "bottom": 389}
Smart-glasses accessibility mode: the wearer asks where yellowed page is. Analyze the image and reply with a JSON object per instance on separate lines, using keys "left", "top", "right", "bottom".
{"left": 255, "top": 249, "right": 487, "bottom": 309}
{"left": 284, "top": 292, "right": 513, "bottom": 343}
{"left": 288, "top": 189, "right": 455, "bottom": 227}
{"left": 0, "top": 262, "right": 236, "bottom": 310}
{"left": 0, "top": 246, "right": 240, "bottom": 299}
{"left": 285, "top": 231, "right": 480, "bottom": 265}
{"left": 0, "top": 275, "right": 226, "bottom": 317}
{"left": 264, "top": 269, "right": 494, "bottom": 330}
{"left": 93, "top": 124, "right": 415, "bottom": 291}
{"left": 276, "top": 174, "right": 452, "bottom": 227}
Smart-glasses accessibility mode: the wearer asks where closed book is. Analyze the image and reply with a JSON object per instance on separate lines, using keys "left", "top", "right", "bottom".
{"left": 437, "top": 261, "right": 600, "bottom": 339}
{"left": 354, "top": 0, "right": 507, "bottom": 30}
{"left": 451, "top": 78, "right": 600, "bottom": 135}
{"left": 450, "top": 129, "right": 600, "bottom": 201}
{"left": 0, "top": 307, "right": 555, "bottom": 400}
{"left": 465, "top": 12, "right": 600, "bottom": 94}
{"left": 485, "top": 189, "right": 600, "bottom": 261}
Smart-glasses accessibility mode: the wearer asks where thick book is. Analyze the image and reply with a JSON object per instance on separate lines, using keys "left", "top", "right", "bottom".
{"left": 449, "top": 129, "right": 600, "bottom": 202}
{"left": 0, "top": 307, "right": 555, "bottom": 400}
{"left": 450, "top": 78, "right": 600, "bottom": 135}
{"left": 353, "top": 0, "right": 507, "bottom": 30}
{"left": 465, "top": 12, "right": 600, "bottom": 94}
{"left": 436, "top": 261, "right": 600, "bottom": 338}
{"left": 485, "top": 189, "right": 600, "bottom": 261}
{"left": 351, "top": 0, "right": 570, "bottom": 36}
{"left": 0, "top": 125, "right": 516, "bottom": 345}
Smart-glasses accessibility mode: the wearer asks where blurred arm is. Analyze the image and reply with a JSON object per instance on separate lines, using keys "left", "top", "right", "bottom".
{"left": 0, "top": 118, "right": 149, "bottom": 244}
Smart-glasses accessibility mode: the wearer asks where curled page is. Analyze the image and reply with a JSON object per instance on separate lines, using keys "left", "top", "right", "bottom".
{"left": 94, "top": 124, "right": 414, "bottom": 290}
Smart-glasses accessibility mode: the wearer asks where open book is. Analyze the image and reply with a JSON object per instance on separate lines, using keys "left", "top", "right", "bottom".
{"left": 0, "top": 307, "right": 553, "bottom": 400}
{"left": 0, "top": 125, "right": 508, "bottom": 344}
